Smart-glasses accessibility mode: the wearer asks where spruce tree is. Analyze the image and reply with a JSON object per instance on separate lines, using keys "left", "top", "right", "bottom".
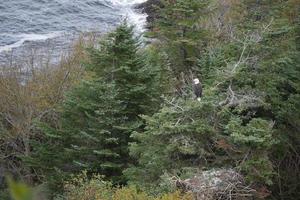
{"left": 28, "top": 22, "right": 163, "bottom": 193}
{"left": 87, "top": 22, "right": 161, "bottom": 120}
{"left": 28, "top": 80, "right": 126, "bottom": 190}
{"left": 152, "top": 0, "right": 213, "bottom": 77}
{"left": 126, "top": 1, "right": 300, "bottom": 198}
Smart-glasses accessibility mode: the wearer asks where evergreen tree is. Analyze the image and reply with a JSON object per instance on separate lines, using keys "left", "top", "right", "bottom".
{"left": 87, "top": 22, "right": 161, "bottom": 121}
{"left": 152, "top": 0, "right": 213, "bottom": 78}
{"left": 224, "top": 1, "right": 300, "bottom": 197}
{"left": 28, "top": 80, "right": 126, "bottom": 191}
{"left": 125, "top": 98, "right": 275, "bottom": 191}
{"left": 127, "top": 1, "right": 300, "bottom": 198}
{"left": 14, "top": 1, "right": 299, "bottom": 199}
{"left": 27, "top": 23, "right": 163, "bottom": 193}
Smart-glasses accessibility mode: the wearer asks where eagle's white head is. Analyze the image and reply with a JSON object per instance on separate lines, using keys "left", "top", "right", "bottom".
{"left": 193, "top": 78, "right": 200, "bottom": 84}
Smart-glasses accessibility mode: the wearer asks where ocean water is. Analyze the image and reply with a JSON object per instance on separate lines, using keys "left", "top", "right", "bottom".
{"left": 0, "top": 0, "right": 147, "bottom": 63}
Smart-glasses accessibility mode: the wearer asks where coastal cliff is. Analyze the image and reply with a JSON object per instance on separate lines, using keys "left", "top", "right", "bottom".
{"left": 135, "top": 0, "right": 162, "bottom": 28}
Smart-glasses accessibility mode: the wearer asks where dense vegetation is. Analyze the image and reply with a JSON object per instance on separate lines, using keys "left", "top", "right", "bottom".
{"left": 0, "top": 0, "right": 299, "bottom": 199}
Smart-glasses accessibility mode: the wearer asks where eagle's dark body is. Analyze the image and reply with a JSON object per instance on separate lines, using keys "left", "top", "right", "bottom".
{"left": 193, "top": 83, "right": 202, "bottom": 98}
{"left": 192, "top": 78, "right": 202, "bottom": 101}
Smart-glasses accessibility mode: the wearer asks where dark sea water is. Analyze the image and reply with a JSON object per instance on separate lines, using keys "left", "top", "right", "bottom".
{"left": 0, "top": 0, "right": 147, "bottom": 65}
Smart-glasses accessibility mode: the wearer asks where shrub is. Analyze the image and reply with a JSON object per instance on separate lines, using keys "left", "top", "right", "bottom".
{"left": 59, "top": 172, "right": 193, "bottom": 200}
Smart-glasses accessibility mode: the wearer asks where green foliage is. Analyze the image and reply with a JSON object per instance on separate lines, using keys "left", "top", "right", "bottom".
{"left": 1, "top": 1, "right": 299, "bottom": 199}
{"left": 126, "top": 94, "right": 278, "bottom": 190}
{"left": 7, "top": 177, "right": 33, "bottom": 200}
{"left": 27, "top": 22, "right": 164, "bottom": 195}
{"left": 28, "top": 79, "right": 126, "bottom": 192}
{"left": 56, "top": 171, "right": 113, "bottom": 200}
{"left": 126, "top": 2, "right": 299, "bottom": 197}
{"left": 57, "top": 172, "right": 193, "bottom": 200}
{"left": 226, "top": 118, "right": 275, "bottom": 148}
{"left": 87, "top": 22, "right": 162, "bottom": 116}
{"left": 226, "top": 118, "right": 276, "bottom": 185}
{"left": 153, "top": 0, "right": 214, "bottom": 76}
{"left": 127, "top": 99, "right": 217, "bottom": 174}
{"left": 240, "top": 156, "right": 274, "bottom": 186}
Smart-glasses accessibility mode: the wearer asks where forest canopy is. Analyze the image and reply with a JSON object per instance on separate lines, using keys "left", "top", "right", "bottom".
{"left": 0, "top": 0, "right": 299, "bottom": 200}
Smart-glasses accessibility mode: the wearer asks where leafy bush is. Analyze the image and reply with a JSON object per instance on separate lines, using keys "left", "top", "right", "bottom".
{"left": 58, "top": 172, "right": 193, "bottom": 200}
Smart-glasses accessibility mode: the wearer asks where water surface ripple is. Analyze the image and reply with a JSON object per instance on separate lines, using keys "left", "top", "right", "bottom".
{"left": 0, "top": 0, "right": 146, "bottom": 63}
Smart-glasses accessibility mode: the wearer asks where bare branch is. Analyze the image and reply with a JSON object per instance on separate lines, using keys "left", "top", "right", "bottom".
{"left": 163, "top": 96, "right": 185, "bottom": 111}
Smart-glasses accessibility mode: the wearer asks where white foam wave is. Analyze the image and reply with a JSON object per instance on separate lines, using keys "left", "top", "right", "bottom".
{"left": 0, "top": 0, "right": 148, "bottom": 53}
{"left": 126, "top": 8, "right": 147, "bottom": 32}
{"left": 109, "top": 0, "right": 147, "bottom": 6}
{"left": 107, "top": 0, "right": 148, "bottom": 33}
{"left": 0, "top": 32, "right": 62, "bottom": 53}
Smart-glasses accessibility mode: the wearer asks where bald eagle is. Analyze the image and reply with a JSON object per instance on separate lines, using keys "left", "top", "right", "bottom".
{"left": 192, "top": 78, "right": 202, "bottom": 101}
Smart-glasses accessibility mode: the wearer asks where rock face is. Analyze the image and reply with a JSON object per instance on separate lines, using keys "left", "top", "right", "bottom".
{"left": 135, "top": 0, "right": 163, "bottom": 27}
{"left": 175, "top": 169, "right": 256, "bottom": 200}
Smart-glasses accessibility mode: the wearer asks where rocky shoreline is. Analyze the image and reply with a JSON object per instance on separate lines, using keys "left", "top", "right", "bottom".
{"left": 135, "top": 0, "right": 162, "bottom": 28}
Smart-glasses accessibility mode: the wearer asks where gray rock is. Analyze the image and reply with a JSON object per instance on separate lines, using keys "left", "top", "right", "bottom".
{"left": 134, "top": 0, "right": 163, "bottom": 28}
{"left": 175, "top": 169, "right": 256, "bottom": 200}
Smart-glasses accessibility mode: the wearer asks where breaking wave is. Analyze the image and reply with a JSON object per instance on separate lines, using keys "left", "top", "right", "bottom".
{"left": 0, "top": 0, "right": 147, "bottom": 53}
